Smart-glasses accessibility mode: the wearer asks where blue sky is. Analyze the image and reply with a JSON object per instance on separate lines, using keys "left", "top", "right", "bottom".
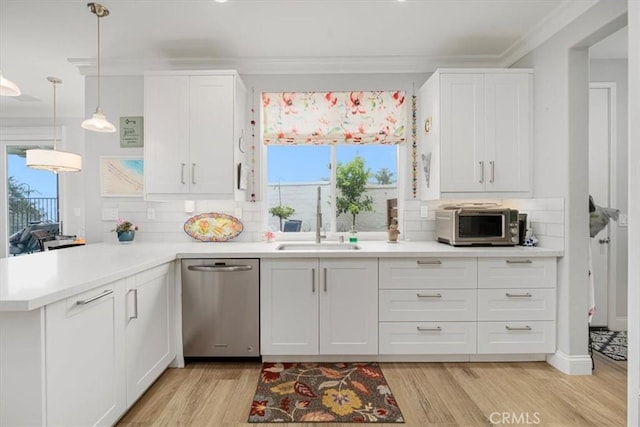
{"left": 8, "top": 154, "right": 58, "bottom": 198}
{"left": 267, "top": 145, "right": 397, "bottom": 184}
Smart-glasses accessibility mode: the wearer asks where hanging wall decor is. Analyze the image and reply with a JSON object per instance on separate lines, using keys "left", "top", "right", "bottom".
{"left": 411, "top": 93, "right": 418, "bottom": 198}
{"left": 250, "top": 87, "right": 257, "bottom": 202}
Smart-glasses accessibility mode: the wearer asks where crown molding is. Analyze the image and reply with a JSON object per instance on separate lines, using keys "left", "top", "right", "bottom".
{"left": 499, "top": 0, "right": 599, "bottom": 67}
{"left": 69, "top": 55, "right": 504, "bottom": 76}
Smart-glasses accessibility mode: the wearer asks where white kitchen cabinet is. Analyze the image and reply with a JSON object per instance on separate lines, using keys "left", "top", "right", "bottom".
{"left": 477, "top": 257, "right": 557, "bottom": 354}
{"left": 419, "top": 69, "right": 532, "bottom": 200}
{"left": 260, "top": 258, "right": 378, "bottom": 356}
{"left": 45, "top": 283, "right": 126, "bottom": 427}
{"left": 378, "top": 257, "right": 477, "bottom": 355}
{"left": 144, "top": 70, "right": 246, "bottom": 200}
{"left": 125, "top": 262, "right": 175, "bottom": 405}
{"left": 0, "top": 263, "right": 177, "bottom": 426}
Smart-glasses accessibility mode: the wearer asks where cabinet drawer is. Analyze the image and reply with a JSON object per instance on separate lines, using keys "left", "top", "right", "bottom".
{"left": 379, "top": 322, "right": 476, "bottom": 354}
{"left": 478, "top": 257, "right": 556, "bottom": 289}
{"left": 477, "top": 321, "right": 555, "bottom": 354}
{"left": 380, "top": 289, "right": 476, "bottom": 321}
{"left": 477, "top": 289, "right": 556, "bottom": 321}
{"left": 379, "top": 258, "right": 477, "bottom": 289}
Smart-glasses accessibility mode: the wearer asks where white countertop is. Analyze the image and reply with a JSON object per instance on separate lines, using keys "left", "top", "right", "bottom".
{"left": 0, "top": 240, "right": 562, "bottom": 312}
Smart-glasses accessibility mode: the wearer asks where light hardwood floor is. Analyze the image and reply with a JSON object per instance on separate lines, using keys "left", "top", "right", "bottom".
{"left": 117, "top": 353, "right": 626, "bottom": 426}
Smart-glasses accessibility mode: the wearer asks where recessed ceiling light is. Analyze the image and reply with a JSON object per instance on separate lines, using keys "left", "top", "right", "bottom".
{"left": 215, "top": 0, "right": 228, "bottom": 3}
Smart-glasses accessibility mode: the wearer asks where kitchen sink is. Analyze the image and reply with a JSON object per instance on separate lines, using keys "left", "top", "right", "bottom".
{"left": 275, "top": 242, "right": 360, "bottom": 251}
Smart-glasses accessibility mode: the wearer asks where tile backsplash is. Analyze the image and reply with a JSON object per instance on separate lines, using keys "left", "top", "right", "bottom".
{"left": 100, "top": 197, "right": 564, "bottom": 250}
{"left": 400, "top": 197, "right": 565, "bottom": 249}
{"left": 100, "top": 199, "right": 264, "bottom": 244}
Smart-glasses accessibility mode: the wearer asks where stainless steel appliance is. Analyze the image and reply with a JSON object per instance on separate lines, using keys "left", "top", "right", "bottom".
{"left": 181, "top": 259, "right": 260, "bottom": 358}
{"left": 436, "top": 207, "right": 519, "bottom": 246}
{"left": 518, "top": 213, "right": 528, "bottom": 245}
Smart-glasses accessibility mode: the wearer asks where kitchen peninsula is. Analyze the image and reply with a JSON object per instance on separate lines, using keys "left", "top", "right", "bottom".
{"left": 0, "top": 241, "right": 562, "bottom": 426}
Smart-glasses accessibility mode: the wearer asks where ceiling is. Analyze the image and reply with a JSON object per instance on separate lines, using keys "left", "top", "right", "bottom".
{"left": 0, "top": 0, "right": 612, "bottom": 120}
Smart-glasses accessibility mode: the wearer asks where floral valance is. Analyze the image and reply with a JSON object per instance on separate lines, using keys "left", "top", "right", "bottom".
{"left": 262, "top": 91, "right": 406, "bottom": 145}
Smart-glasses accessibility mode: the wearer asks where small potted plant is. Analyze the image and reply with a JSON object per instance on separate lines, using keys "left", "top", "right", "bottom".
{"left": 112, "top": 218, "right": 138, "bottom": 243}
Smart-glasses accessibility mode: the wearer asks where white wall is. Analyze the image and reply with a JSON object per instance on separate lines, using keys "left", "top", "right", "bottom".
{"left": 513, "top": 0, "right": 627, "bottom": 374}
{"left": 589, "top": 58, "right": 628, "bottom": 325}
{"left": 627, "top": 1, "right": 639, "bottom": 424}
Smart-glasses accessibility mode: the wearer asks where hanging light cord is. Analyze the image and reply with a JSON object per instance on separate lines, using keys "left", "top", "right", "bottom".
{"left": 96, "top": 11, "right": 101, "bottom": 110}
{"left": 52, "top": 79, "right": 58, "bottom": 151}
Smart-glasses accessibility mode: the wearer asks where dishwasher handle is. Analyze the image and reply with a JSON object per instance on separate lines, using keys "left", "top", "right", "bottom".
{"left": 187, "top": 265, "right": 253, "bottom": 273}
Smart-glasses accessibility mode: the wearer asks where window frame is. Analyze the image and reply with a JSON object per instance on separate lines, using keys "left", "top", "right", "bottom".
{"left": 262, "top": 143, "right": 403, "bottom": 240}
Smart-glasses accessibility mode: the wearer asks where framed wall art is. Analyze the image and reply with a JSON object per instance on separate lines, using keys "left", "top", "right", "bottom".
{"left": 100, "top": 156, "right": 144, "bottom": 197}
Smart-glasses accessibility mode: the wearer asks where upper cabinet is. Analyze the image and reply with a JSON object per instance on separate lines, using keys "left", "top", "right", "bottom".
{"left": 419, "top": 69, "right": 533, "bottom": 200}
{"left": 144, "top": 71, "right": 247, "bottom": 200}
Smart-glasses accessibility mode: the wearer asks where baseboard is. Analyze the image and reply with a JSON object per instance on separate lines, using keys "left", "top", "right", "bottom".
{"left": 546, "top": 351, "right": 593, "bottom": 375}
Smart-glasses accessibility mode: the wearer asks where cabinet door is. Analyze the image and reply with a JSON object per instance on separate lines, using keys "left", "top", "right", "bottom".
{"left": 126, "top": 263, "right": 174, "bottom": 405}
{"left": 484, "top": 73, "right": 531, "bottom": 191}
{"left": 144, "top": 75, "right": 190, "bottom": 195}
{"left": 260, "top": 259, "right": 319, "bottom": 355}
{"left": 189, "top": 75, "right": 235, "bottom": 196}
{"left": 46, "top": 283, "right": 125, "bottom": 427}
{"left": 319, "top": 259, "right": 378, "bottom": 355}
{"left": 440, "top": 73, "right": 486, "bottom": 192}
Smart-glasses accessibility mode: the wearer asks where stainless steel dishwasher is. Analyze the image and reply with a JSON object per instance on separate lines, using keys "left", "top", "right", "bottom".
{"left": 181, "top": 259, "right": 260, "bottom": 358}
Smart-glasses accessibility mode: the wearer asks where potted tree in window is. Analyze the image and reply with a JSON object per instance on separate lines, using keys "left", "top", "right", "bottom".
{"left": 336, "top": 155, "right": 374, "bottom": 235}
{"left": 269, "top": 205, "right": 295, "bottom": 232}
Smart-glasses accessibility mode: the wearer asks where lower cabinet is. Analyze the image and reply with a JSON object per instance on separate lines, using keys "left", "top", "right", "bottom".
{"left": 45, "top": 283, "right": 126, "bottom": 427}
{"left": 379, "top": 256, "right": 557, "bottom": 356}
{"left": 125, "top": 263, "right": 174, "bottom": 405}
{"left": 477, "top": 257, "right": 557, "bottom": 354}
{"left": 378, "top": 258, "right": 478, "bottom": 355}
{"left": 0, "top": 262, "right": 176, "bottom": 426}
{"left": 261, "top": 258, "right": 378, "bottom": 355}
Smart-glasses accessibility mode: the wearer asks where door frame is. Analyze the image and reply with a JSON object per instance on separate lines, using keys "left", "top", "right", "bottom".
{"left": 589, "top": 82, "right": 622, "bottom": 330}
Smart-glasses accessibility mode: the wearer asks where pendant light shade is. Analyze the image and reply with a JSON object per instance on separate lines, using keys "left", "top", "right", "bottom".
{"left": 26, "top": 149, "right": 82, "bottom": 172}
{"left": 82, "top": 2, "right": 115, "bottom": 133}
{"left": 82, "top": 108, "right": 117, "bottom": 133}
{"left": 0, "top": 71, "right": 21, "bottom": 96}
{"left": 26, "top": 77, "right": 82, "bottom": 173}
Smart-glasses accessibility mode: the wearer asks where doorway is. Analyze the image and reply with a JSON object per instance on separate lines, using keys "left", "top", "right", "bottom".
{"left": 588, "top": 83, "right": 617, "bottom": 328}
{"left": 5, "top": 145, "right": 59, "bottom": 256}
{"left": 588, "top": 31, "right": 629, "bottom": 333}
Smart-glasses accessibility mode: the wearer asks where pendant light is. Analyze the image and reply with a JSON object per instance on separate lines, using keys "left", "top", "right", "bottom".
{"left": 26, "top": 77, "right": 82, "bottom": 173}
{"left": 82, "top": 2, "right": 116, "bottom": 133}
{"left": 0, "top": 70, "right": 21, "bottom": 96}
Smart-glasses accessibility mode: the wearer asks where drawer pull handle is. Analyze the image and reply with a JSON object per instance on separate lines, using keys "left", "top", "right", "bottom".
{"left": 505, "top": 293, "right": 532, "bottom": 298}
{"left": 323, "top": 268, "right": 328, "bottom": 292}
{"left": 417, "top": 260, "right": 442, "bottom": 265}
{"left": 129, "top": 289, "right": 139, "bottom": 320}
{"left": 417, "top": 326, "right": 442, "bottom": 332}
{"left": 311, "top": 268, "right": 316, "bottom": 293}
{"left": 505, "top": 325, "right": 532, "bottom": 331}
{"left": 76, "top": 289, "right": 113, "bottom": 305}
{"left": 505, "top": 259, "right": 533, "bottom": 264}
{"left": 417, "top": 293, "right": 442, "bottom": 298}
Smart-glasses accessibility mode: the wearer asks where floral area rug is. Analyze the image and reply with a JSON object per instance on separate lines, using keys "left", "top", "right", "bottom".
{"left": 591, "top": 329, "right": 627, "bottom": 361}
{"left": 248, "top": 362, "right": 405, "bottom": 423}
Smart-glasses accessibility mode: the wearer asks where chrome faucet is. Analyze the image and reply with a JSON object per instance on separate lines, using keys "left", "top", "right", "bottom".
{"left": 316, "top": 186, "right": 323, "bottom": 244}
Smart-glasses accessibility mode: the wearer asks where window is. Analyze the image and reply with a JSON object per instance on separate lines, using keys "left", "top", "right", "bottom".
{"left": 263, "top": 91, "right": 405, "bottom": 234}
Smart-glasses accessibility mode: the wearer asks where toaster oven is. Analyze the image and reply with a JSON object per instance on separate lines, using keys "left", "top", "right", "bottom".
{"left": 435, "top": 207, "right": 520, "bottom": 246}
